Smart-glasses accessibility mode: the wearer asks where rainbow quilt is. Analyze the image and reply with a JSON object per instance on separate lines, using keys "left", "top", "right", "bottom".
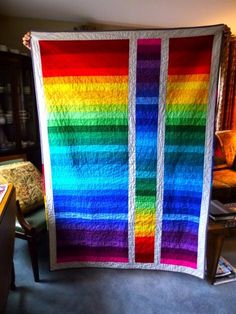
{"left": 31, "top": 25, "right": 223, "bottom": 278}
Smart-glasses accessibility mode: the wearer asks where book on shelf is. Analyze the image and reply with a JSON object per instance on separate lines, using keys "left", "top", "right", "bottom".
{"left": 213, "top": 256, "right": 236, "bottom": 285}
{"left": 209, "top": 200, "right": 236, "bottom": 221}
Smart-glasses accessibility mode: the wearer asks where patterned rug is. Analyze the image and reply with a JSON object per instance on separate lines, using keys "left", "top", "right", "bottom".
{"left": 31, "top": 25, "right": 223, "bottom": 278}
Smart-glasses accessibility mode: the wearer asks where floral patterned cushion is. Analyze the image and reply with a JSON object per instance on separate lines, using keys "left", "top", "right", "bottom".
{"left": 0, "top": 161, "right": 44, "bottom": 214}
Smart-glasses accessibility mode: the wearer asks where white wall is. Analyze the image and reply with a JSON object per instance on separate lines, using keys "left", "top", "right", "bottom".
{"left": 0, "top": 0, "right": 235, "bottom": 35}
{"left": 0, "top": 0, "right": 235, "bottom": 53}
{"left": 0, "top": 16, "right": 84, "bottom": 53}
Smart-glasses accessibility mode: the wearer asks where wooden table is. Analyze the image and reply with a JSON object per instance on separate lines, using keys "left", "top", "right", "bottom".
{"left": 0, "top": 184, "right": 16, "bottom": 312}
{"left": 207, "top": 218, "right": 236, "bottom": 284}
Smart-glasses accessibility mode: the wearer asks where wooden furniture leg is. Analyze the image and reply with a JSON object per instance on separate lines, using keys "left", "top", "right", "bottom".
{"left": 0, "top": 185, "right": 16, "bottom": 312}
{"left": 207, "top": 231, "right": 225, "bottom": 284}
{"left": 27, "top": 235, "right": 39, "bottom": 282}
{"left": 10, "top": 262, "right": 16, "bottom": 290}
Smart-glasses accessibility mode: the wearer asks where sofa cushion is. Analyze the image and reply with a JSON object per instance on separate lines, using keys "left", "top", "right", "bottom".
{"left": 0, "top": 161, "right": 44, "bottom": 214}
{"left": 212, "top": 178, "right": 232, "bottom": 203}
{"left": 213, "top": 169, "right": 236, "bottom": 202}
{"left": 213, "top": 133, "right": 227, "bottom": 170}
{"left": 215, "top": 130, "right": 236, "bottom": 168}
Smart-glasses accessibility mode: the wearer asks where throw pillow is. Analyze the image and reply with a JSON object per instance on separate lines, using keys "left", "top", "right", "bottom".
{"left": 0, "top": 161, "right": 44, "bottom": 214}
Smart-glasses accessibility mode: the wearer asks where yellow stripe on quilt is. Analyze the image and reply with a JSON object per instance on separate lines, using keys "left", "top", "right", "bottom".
{"left": 135, "top": 225, "right": 156, "bottom": 237}
{"left": 45, "top": 101, "right": 128, "bottom": 113}
{"left": 166, "top": 89, "right": 209, "bottom": 104}
{"left": 44, "top": 90, "right": 128, "bottom": 103}
{"left": 167, "top": 74, "right": 210, "bottom": 82}
{"left": 135, "top": 213, "right": 156, "bottom": 237}
{"left": 167, "top": 81, "right": 209, "bottom": 90}
{"left": 44, "top": 82, "right": 128, "bottom": 93}
{"left": 43, "top": 75, "right": 128, "bottom": 112}
{"left": 135, "top": 212, "right": 156, "bottom": 225}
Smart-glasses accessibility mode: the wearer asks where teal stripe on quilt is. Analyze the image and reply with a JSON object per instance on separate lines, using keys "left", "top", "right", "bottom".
{"left": 49, "top": 145, "right": 128, "bottom": 154}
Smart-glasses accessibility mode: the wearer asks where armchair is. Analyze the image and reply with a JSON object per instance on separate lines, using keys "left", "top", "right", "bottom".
{"left": 0, "top": 157, "right": 47, "bottom": 282}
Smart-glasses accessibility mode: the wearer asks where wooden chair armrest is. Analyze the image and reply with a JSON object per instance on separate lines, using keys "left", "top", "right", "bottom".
{"left": 16, "top": 200, "right": 35, "bottom": 235}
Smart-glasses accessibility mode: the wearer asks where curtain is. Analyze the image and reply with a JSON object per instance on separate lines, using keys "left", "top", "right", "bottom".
{"left": 228, "top": 38, "right": 236, "bottom": 129}
{"left": 216, "top": 28, "right": 236, "bottom": 130}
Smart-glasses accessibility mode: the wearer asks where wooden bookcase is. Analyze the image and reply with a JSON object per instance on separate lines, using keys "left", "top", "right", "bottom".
{"left": 0, "top": 51, "right": 41, "bottom": 169}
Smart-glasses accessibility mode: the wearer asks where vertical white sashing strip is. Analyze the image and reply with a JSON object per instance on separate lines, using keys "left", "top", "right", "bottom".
{"left": 154, "top": 38, "right": 169, "bottom": 265}
{"left": 128, "top": 33, "right": 137, "bottom": 265}
{"left": 197, "top": 30, "right": 223, "bottom": 278}
{"left": 31, "top": 33, "right": 57, "bottom": 270}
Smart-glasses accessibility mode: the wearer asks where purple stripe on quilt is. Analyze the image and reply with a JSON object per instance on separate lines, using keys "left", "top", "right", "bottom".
{"left": 137, "top": 60, "right": 161, "bottom": 68}
{"left": 161, "top": 249, "right": 198, "bottom": 261}
{"left": 57, "top": 229, "right": 128, "bottom": 248}
{"left": 161, "top": 221, "right": 199, "bottom": 233}
{"left": 161, "top": 232, "right": 198, "bottom": 243}
{"left": 57, "top": 246, "right": 128, "bottom": 258}
{"left": 161, "top": 242, "right": 198, "bottom": 252}
{"left": 56, "top": 220, "right": 128, "bottom": 231}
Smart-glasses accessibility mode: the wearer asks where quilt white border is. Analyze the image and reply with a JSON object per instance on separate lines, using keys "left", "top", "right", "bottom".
{"left": 31, "top": 25, "right": 224, "bottom": 278}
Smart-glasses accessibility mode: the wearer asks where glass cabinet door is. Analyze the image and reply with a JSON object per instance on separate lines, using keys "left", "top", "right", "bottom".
{"left": 0, "top": 64, "right": 17, "bottom": 153}
{"left": 0, "top": 51, "right": 40, "bottom": 158}
{"left": 19, "top": 65, "right": 38, "bottom": 149}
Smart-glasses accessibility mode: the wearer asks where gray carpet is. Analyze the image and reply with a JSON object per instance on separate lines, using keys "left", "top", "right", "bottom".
{"left": 5, "top": 235, "right": 236, "bottom": 314}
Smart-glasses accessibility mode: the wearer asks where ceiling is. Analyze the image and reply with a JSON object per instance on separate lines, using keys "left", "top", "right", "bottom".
{"left": 0, "top": 0, "right": 236, "bottom": 34}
